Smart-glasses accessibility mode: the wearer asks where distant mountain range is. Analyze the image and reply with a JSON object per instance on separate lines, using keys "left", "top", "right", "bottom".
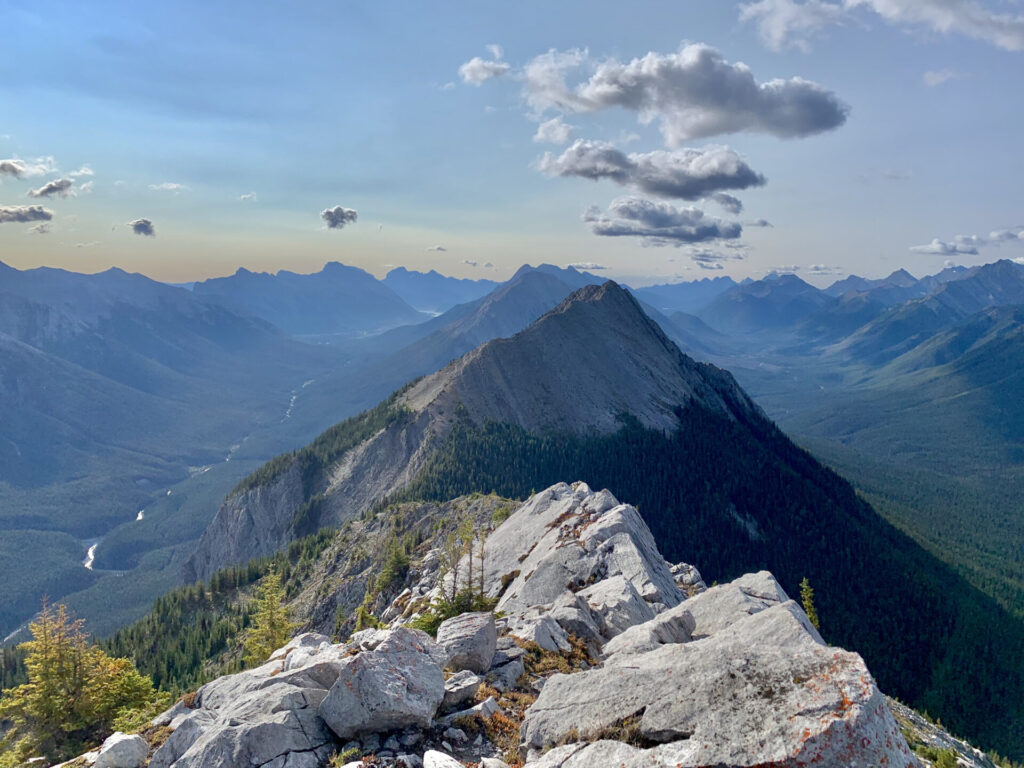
{"left": 382, "top": 267, "right": 498, "bottom": 314}
{"left": 192, "top": 262, "right": 427, "bottom": 337}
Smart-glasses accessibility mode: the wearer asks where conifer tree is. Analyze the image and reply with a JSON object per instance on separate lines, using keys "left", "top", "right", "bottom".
{"left": 800, "top": 577, "right": 821, "bottom": 631}
{"left": 242, "top": 567, "right": 297, "bottom": 668}
{"left": 0, "top": 602, "right": 154, "bottom": 765}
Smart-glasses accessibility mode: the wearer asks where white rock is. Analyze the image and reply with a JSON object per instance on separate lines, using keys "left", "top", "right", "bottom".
{"left": 436, "top": 612, "right": 497, "bottom": 673}
{"left": 424, "top": 750, "right": 464, "bottom": 768}
{"left": 521, "top": 600, "right": 917, "bottom": 767}
{"left": 578, "top": 574, "right": 656, "bottom": 639}
{"left": 505, "top": 611, "right": 569, "bottom": 652}
{"left": 601, "top": 600, "right": 695, "bottom": 659}
{"left": 319, "top": 627, "right": 445, "bottom": 738}
{"left": 94, "top": 732, "right": 148, "bottom": 768}
{"left": 443, "top": 669, "right": 482, "bottom": 709}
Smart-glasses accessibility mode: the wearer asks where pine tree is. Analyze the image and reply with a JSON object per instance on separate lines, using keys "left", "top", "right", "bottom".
{"left": 800, "top": 577, "right": 821, "bottom": 631}
{"left": 0, "top": 602, "right": 154, "bottom": 765}
{"left": 242, "top": 567, "right": 297, "bottom": 668}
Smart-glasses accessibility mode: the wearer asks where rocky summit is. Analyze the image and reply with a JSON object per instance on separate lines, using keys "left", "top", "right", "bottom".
{"left": 112, "top": 482, "right": 931, "bottom": 768}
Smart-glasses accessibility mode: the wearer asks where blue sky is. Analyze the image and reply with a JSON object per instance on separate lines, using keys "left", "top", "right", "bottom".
{"left": 1, "top": 0, "right": 1022, "bottom": 285}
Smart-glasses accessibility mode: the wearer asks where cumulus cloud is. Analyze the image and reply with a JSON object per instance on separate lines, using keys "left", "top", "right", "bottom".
{"left": 69, "top": 166, "right": 94, "bottom": 178}
{"left": 0, "top": 205, "right": 54, "bottom": 223}
{"left": 568, "top": 261, "right": 608, "bottom": 270}
{"left": 533, "top": 117, "right": 575, "bottom": 144}
{"left": 149, "top": 182, "right": 189, "bottom": 193}
{"left": 78, "top": 181, "right": 94, "bottom": 194}
{"left": 583, "top": 197, "right": 742, "bottom": 246}
{"left": 910, "top": 227, "right": 1024, "bottom": 254}
{"left": 27, "top": 222, "right": 51, "bottom": 235}
{"left": 539, "top": 140, "right": 766, "bottom": 201}
{"left": 521, "top": 44, "right": 848, "bottom": 144}
{"left": 708, "top": 192, "right": 744, "bottom": 214}
{"left": 27, "top": 178, "right": 74, "bottom": 198}
{"left": 240, "top": 192, "right": 257, "bottom": 202}
{"left": 0, "top": 156, "right": 57, "bottom": 179}
{"left": 426, "top": 245, "right": 448, "bottom": 251}
{"left": 807, "top": 263, "right": 845, "bottom": 274}
{"left": 129, "top": 218, "right": 155, "bottom": 236}
{"left": 910, "top": 237, "right": 978, "bottom": 255}
{"left": 746, "top": 218, "right": 774, "bottom": 227}
{"left": 459, "top": 45, "right": 511, "bottom": 85}
{"left": 741, "top": 0, "right": 1024, "bottom": 52}
{"left": 321, "top": 206, "right": 358, "bottom": 229}
{"left": 689, "top": 249, "right": 745, "bottom": 269}
{"left": 463, "top": 259, "right": 479, "bottom": 267}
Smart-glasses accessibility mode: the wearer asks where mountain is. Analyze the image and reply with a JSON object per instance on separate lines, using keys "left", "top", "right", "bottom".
{"left": 629, "top": 275, "right": 737, "bottom": 314}
{"left": 382, "top": 267, "right": 498, "bottom": 314}
{"left": 193, "top": 262, "right": 426, "bottom": 336}
{"left": 0, "top": 262, "right": 348, "bottom": 636}
{"left": 185, "top": 280, "right": 1024, "bottom": 758}
{"left": 698, "top": 272, "right": 834, "bottom": 335}
{"left": 831, "top": 260, "right": 1024, "bottom": 364}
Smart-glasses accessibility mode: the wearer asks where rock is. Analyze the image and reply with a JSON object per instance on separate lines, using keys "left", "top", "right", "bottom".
{"left": 436, "top": 612, "right": 497, "bottom": 673}
{"left": 521, "top": 600, "right": 918, "bottom": 767}
{"left": 444, "top": 726, "right": 467, "bottom": 742}
{"left": 383, "top": 735, "right": 401, "bottom": 751}
{"left": 360, "top": 733, "right": 381, "bottom": 753}
{"left": 547, "top": 592, "right": 603, "bottom": 649}
{"left": 505, "top": 611, "right": 569, "bottom": 652}
{"left": 150, "top": 698, "right": 189, "bottom": 728}
{"left": 94, "top": 732, "right": 149, "bottom": 768}
{"left": 319, "top": 627, "right": 445, "bottom": 739}
{"left": 486, "top": 648, "right": 526, "bottom": 692}
{"left": 578, "top": 575, "right": 656, "bottom": 639}
{"left": 480, "top": 759, "right": 512, "bottom": 768}
{"left": 443, "top": 669, "right": 482, "bottom": 709}
{"left": 682, "top": 571, "right": 799, "bottom": 640}
{"left": 668, "top": 562, "right": 707, "bottom": 596}
{"left": 437, "top": 695, "right": 501, "bottom": 726}
{"left": 486, "top": 486, "right": 681, "bottom": 617}
{"left": 523, "top": 740, "right": 647, "bottom": 768}
{"left": 601, "top": 600, "right": 695, "bottom": 659}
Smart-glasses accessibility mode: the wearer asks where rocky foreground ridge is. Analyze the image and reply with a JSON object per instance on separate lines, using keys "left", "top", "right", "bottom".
{"left": 70, "top": 482, "right": 980, "bottom": 768}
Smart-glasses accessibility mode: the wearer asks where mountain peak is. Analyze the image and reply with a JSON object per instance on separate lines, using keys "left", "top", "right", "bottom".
{"left": 402, "top": 279, "right": 756, "bottom": 435}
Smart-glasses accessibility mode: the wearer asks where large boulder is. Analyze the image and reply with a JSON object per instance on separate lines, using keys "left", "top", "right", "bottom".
{"left": 94, "top": 732, "right": 149, "bottom": 768}
{"left": 319, "top": 627, "right": 445, "bottom": 738}
{"left": 521, "top": 601, "right": 918, "bottom": 767}
{"left": 436, "top": 612, "right": 497, "bottom": 673}
{"left": 442, "top": 669, "right": 482, "bottom": 709}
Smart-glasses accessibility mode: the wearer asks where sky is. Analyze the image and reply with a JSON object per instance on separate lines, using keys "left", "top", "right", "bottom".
{"left": 1, "top": 0, "right": 1023, "bottom": 286}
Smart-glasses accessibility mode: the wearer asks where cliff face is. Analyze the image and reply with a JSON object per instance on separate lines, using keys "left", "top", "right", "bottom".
{"left": 186, "top": 282, "right": 761, "bottom": 582}
{"left": 142, "top": 482, "right": 925, "bottom": 768}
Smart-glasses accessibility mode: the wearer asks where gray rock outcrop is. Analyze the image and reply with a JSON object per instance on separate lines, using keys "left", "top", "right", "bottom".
{"left": 93, "top": 732, "right": 149, "bottom": 768}
{"left": 436, "top": 611, "right": 497, "bottom": 673}
{"left": 319, "top": 627, "right": 445, "bottom": 739}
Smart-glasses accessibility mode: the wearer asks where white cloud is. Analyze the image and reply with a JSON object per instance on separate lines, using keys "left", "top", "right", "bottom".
{"left": 521, "top": 44, "right": 848, "bottom": 145}
{"left": 807, "top": 263, "right": 845, "bottom": 274}
{"left": 426, "top": 244, "right": 447, "bottom": 251}
{"left": 740, "top": 0, "right": 847, "bottom": 51}
{"left": 463, "top": 259, "right": 479, "bottom": 267}
{"left": 240, "top": 192, "right": 258, "bottom": 202}
{"left": 321, "top": 206, "right": 358, "bottom": 229}
{"left": 459, "top": 46, "right": 511, "bottom": 85}
{"left": 923, "top": 69, "right": 961, "bottom": 86}
{"left": 0, "top": 156, "right": 57, "bottom": 179}
{"left": 539, "top": 140, "right": 765, "bottom": 200}
{"left": 533, "top": 117, "right": 574, "bottom": 144}
{"left": 26, "top": 222, "right": 51, "bottom": 235}
{"left": 567, "top": 261, "right": 608, "bottom": 270}
{"left": 707, "top": 192, "right": 744, "bottom": 214}
{"left": 69, "top": 166, "right": 94, "bottom": 178}
{"left": 78, "top": 180, "right": 94, "bottom": 194}
{"left": 583, "top": 197, "right": 742, "bottom": 246}
{"left": 910, "top": 227, "right": 1024, "bottom": 254}
{"left": 741, "top": 0, "right": 1024, "bottom": 52}
{"left": 149, "top": 182, "right": 189, "bottom": 193}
